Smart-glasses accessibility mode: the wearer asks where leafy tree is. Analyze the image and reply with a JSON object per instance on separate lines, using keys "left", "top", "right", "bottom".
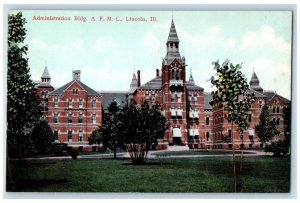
{"left": 89, "top": 101, "right": 123, "bottom": 158}
{"left": 31, "top": 120, "right": 54, "bottom": 154}
{"left": 255, "top": 105, "right": 279, "bottom": 146}
{"left": 120, "top": 102, "right": 168, "bottom": 164}
{"left": 210, "top": 59, "right": 254, "bottom": 192}
{"left": 7, "top": 12, "right": 41, "bottom": 162}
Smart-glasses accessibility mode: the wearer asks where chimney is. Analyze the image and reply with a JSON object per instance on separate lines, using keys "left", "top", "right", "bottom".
{"left": 137, "top": 70, "right": 141, "bottom": 87}
{"left": 156, "top": 69, "right": 159, "bottom": 77}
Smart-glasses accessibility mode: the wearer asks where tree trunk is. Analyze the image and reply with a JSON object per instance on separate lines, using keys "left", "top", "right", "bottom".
{"left": 232, "top": 122, "right": 237, "bottom": 193}
{"left": 113, "top": 142, "right": 117, "bottom": 159}
{"left": 240, "top": 133, "right": 244, "bottom": 171}
{"left": 6, "top": 147, "right": 14, "bottom": 191}
{"left": 17, "top": 132, "right": 22, "bottom": 164}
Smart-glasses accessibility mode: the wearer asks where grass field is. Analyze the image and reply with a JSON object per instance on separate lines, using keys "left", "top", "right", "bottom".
{"left": 153, "top": 150, "right": 255, "bottom": 157}
{"left": 8, "top": 156, "right": 290, "bottom": 193}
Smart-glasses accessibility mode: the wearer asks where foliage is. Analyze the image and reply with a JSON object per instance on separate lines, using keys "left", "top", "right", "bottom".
{"left": 255, "top": 105, "right": 279, "bottom": 145}
{"left": 51, "top": 143, "right": 68, "bottom": 156}
{"left": 89, "top": 101, "right": 123, "bottom": 158}
{"left": 120, "top": 101, "right": 168, "bottom": 164}
{"left": 210, "top": 59, "right": 255, "bottom": 135}
{"left": 7, "top": 130, "right": 35, "bottom": 158}
{"left": 7, "top": 12, "right": 41, "bottom": 161}
{"left": 69, "top": 147, "right": 79, "bottom": 160}
{"left": 265, "top": 141, "right": 290, "bottom": 156}
{"left": 31, "top": 120, "right": 54, "bottom": 154}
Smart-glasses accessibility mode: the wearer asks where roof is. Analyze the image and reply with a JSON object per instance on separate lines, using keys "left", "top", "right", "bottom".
{"left": 129, "top": 73, "right": 138, "bottom": 93}
{"left": 167, "top": 19, "right": 179, "bottom": 43}
{"left": 186, "top": 81, "right": 204, "bottom": 91}
{"left": 37, "top": 82, "right": 53, "bottom": 88}
{"left": 249, "top": 71, "right": 263, "bottom": 92}
{"left": 248, "top": 88, "right": 266, "bottom": 98}
{"left": 204, "top": 92, "right": 213, "bottom": 110}
{"left": 138, "top": 76, "right": 162, "bottom": 90}
{"left": 100, "top": 91, "right": 128, "bottom": 109}
{"left": 49, "top": 80, "right": 101, "bottom": 96}
{"left": 41, "top": 66, "right": 51, "bottom": 79}
{"left": 263, "top": 91, "right": 290, "bottom": 104}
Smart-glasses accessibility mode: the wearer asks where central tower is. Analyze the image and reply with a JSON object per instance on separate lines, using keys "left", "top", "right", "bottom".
{"left": 161, "top": 19, "right": 188, "bottom": 145}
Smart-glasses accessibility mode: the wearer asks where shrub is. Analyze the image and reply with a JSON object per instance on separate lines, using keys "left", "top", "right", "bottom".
{"left": 51, "top": 143, "right": 68, "bottom": 156}
{"left": 265, "top": 141, "right": 290, "bottom": 156}
{"left": 69, "top": 147, "right": 79, "bottom": 160}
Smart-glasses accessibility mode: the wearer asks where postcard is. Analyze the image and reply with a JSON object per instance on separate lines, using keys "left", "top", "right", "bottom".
{"left": 5, "top": 10, "right": 292, "bottom": 194}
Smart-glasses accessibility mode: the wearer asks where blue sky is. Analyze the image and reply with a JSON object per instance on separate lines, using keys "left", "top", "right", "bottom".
{"left": 19, "top": 10, "right": 291, "bottom": 99}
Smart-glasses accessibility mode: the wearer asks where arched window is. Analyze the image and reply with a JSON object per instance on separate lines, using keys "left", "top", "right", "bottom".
{"left": 176, "top": 70, "right": 180, "bottom": 80}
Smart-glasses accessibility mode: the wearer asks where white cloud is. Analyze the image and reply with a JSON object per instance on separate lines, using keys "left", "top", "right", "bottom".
{"left": 244, "top": 58, "right": 291, "bottom": 99}
{"left": 240, "top": 25, "right": 290, "bottom": 54}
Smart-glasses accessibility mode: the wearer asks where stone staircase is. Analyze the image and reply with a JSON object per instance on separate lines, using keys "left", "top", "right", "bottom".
{"left": 167, "top": 145, "right": 190, "bottom": 151}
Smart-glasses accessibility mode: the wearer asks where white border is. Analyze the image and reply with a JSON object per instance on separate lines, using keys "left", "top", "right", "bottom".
{"left": 1, "top": 0, "right": 298, "bottom": 201}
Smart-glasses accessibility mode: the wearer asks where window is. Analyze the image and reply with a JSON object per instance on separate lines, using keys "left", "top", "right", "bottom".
{"left": 92, "top": 99, "right": 96, "bottom": 108}
{"left": 228, "top": 130, "right": 232, "bottom": 140}
{"left": 73, "top": 89, "right": 78, "bottom": 94}
{"left": 79, "top": 130, "right": 83, "bottom": 142}
{"left": 175, "top": 70, "right": 179, "bottom": 80}
{"left": 277, "top": 118, "right": 280, "bottom": 126}
{"left": 177, "top": 92, "right": 182, "bottom": 103}
{"left": 171, "top": 92, "right": 175, "bottom": 102}
{"left": 78, "top": 113, "right": 83, "bottom": 123}
{"left": 151, "top": 95, "right": 156, "bottom": 103}
{"left": 277, "top": 106, "right": 280, "bottom": 113}
{"left": 248, "top": 114, "right": 252, "bottom": 123}
{"left": 273, "top": 106, "right": 276, "bottom": 113}
{"left": 45, "top": 91, "right": 48, "bottom": 98}
{"left": 79, "top": 99, "right": 83, "bottom": 108}
{"left": 54, "top": 98, "right": 58, "bottom": 108}
{"left": 177, "top": 109, "right": 183, "bottom": 117}
{"left": 193, "top": 110, "right": 199, "bottom": 119}
{"left": 92, "top": 114, "right": 96, "bottom": 124}
{"left": 189, "top": 110, "right": 194, "bottom": 118}
{"left": 54, "top": 130, "right": 58, "bottom": 141}
{"left": 68, "top": 113, "right": 72, "bottom": 123}
{"left": 54, "top": 113, "right": 58, "bottom": 123}
{"left": 68, "top": 131, "right": 72, "bottom": 142}
{"left": 68, "top": 99, "right": 72, "bottom": 108}
{"left": 170, "top": 109, "right": 176, "bottom": 118}
{"left": 206, "top": 117, "right": 210, "bottom": 125}
{"left": 41, "top": 91, "right": 45, "bottom": 98}
{"left": 206, "top": 132, "right": 210, "bottom": 141}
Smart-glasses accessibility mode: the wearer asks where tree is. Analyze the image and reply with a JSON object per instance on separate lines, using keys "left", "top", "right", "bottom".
{"left": 210, "top": 59, "right": 254, "bottom": 192}
{"left": 7, "top": 12, "right": 41, "bottom": 162}
{"left": 89, "top": 101, "right": 123, "bottom": 158}
{"left": 31, "top": 120, "right": 54, "bottom": 154}
{"left": 255, "top": 105, "right": 279, "bottom": 146}
{"left": 120, "top": 102, "right": 167, "bottom": 164}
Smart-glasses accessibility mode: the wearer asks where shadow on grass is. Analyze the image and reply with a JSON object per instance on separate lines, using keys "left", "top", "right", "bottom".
{"left": 7, "top": 178, "right": 68, "bottom": 192}
{"left": 122, "top": 162, "right": 173, "bottom": 166}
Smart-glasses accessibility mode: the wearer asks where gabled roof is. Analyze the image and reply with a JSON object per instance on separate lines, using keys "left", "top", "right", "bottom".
{"left": 99, "top": 91, "right": 128, "bottom": 109}
{"left": 138, "top": 76, "right": 162, "bottom": 90}
{"left": 263, "top": 91, "right": 290, "bottom": 104}
{"left": 49, "top": 80, "right": 101, "bottom": 96}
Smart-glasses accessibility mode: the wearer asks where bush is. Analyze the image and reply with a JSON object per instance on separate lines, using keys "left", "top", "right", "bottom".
{"left": 69, "top": 147, "right": 79, "bottom": 160}
{"left": 265, "top": 141, "right": 290, "bottom": 156}
{"left": 51, "top": 143, "right": 68, "bottom": 156}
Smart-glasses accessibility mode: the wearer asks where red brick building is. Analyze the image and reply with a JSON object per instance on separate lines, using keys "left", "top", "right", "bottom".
{"left": 35, "top": 19, "right": 290, "bottom": 150}
{"left": 37, "top": 70, "right": 102, "bottom": 149}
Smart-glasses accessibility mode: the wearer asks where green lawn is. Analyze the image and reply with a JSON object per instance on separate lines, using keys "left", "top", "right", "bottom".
{"left": 153, "top": 150, "right": 255, "bottom": 157}
{"left": 7, "top": 156, "right": 290, "bottom": 193}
